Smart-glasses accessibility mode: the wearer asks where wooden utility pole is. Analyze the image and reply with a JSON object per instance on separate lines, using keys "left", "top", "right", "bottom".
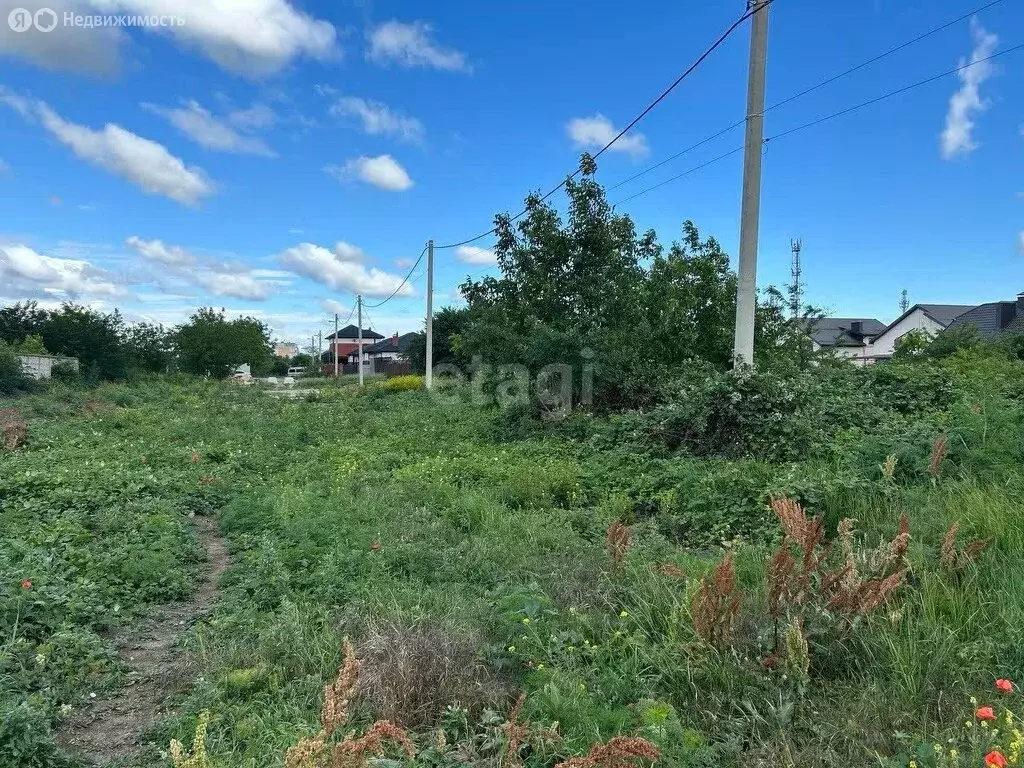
{"left": 333, "top": 313, "right": 339, "bottom": 376}
{"left": 732, "top": 0, "right": 770, "bottom": 367}
{"left": 357, "top": 295, "right": 364, "bottom": 387}
{"left": 425, "top": 239, "right": 434, "bottom": 390}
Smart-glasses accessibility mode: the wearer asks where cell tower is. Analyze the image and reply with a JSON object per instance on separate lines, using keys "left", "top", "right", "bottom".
{"left": 900, "top": 289, "right": 909, "bottom": 313}
{"left": 789, "top": 238, "right": 803, "bottom": 319}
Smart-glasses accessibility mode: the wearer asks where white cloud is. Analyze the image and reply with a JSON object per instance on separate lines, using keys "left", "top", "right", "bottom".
{"left": 36, "top": 103, "right": 214, "bottom": 205}
{"left": 88, "top": 0, "right": 338, "bottom": 75}
{"left": 366, "top": 20, "right": 470, "bottom": 72}
{"left": 126, "top": 235, "right": 196, "bottom": 266}
{"left": 455, "top": 245, "right": 496, "bottom": 265}
{"left": 0, "top": 0, "right": 335, "bottom": 76}
{"left": 567, "top": 114, "right": 649, "bottom": 158}
{"left": 0, "top": 91, "right": 215, "bottom": 205}
{"left": 277, "top": 242, "right": 415, "bottom": 297}
{"left": 0, "top": 243, "right": 124, "bottom": 298}
{"left": 333, "top": 241, "right": 366, "bottom": 262}
{"left": 229, "top": 103, "right": 277, "bottom": 130}
{"left": 393, "top": 257, "right": 415, "bottom": 269}
{"left": 192, "top": 270, "right": 273, "bottom": 300}
{"left": 0, "top": 158, "right": 10, "bottom": 178}
{"left": 0, "top": 0, "right": 122, "bottom": 76}
{"left": 142, "top": 100, "right": 275, "bottom": 156}
{"left": 325, "top": 155, "right": 413, "bottom": 191}
{"left": 329, "top": 95, "right": 424, "bottom": 143}
{"left": 126, "top": 235, "right": 276, "bottom": 299}
{"left": 941, "top": 19, "right": 999, "bottom": 160}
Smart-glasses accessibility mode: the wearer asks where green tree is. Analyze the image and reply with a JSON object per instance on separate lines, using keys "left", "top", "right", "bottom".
{"left": 122, "top": 323, "right": 172, "bottom": 375}
{"left": 406, "top": 306, "right": 471, "bottom": 374}
{"left": 39, "top": 304, "right": 127, "bottom": 380}
{"left": 174, "top": 308, "right": 272, "bottom": 378}
{"left": 0, "top": 302, "right": 48, "bottom": 345}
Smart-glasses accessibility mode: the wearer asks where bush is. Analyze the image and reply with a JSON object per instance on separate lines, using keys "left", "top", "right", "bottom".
{"left": 0, "top": 343, "right": 32, "bottom": 395}
{"left": 377, "top": 374, "right": 425, "bottom": 392}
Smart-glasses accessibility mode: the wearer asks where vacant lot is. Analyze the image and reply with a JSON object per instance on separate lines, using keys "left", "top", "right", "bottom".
{"left": 2, "top": 358, "right": 1023, "bottom": 767}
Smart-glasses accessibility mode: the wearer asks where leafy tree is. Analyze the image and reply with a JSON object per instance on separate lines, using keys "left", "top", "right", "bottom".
{"left": 0, "top": 341, "right": 32, "bottom": 394}
{"left": 892, "top": 328, "right": 931, "bottom": 359}
{"left": 0, "top": 302, "right": 47, "bottom": 345}
{"left": 174, "top": 308, "right": 272, "bottom": 379}
{"left": 927, "top": 323, "right": 981, "bottom": 359}
{"left": 122, "top": 322, "right": 172, "bottom": 375}
{"left": 14, "top": 335, "right": 48, "bottom": 355}
{"left": 405, "top": 306, "right": 471, "bottom": 374}
{"left": 39, "top": 303, "right": 127, "bottom": 380}
{"left": 644, "top": 222, "right": 736, "bottom": 369}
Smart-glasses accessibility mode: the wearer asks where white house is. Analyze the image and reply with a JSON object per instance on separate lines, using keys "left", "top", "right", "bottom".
{"left": 807, "top": 318, "right": 886, "bottom": 366}
{"left": 866, "top": 304, "right": 976, "bottom": 361}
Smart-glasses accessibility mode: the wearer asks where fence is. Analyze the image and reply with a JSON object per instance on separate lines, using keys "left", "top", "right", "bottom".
{"left": 318, "top": 360, "right": 413, "bottom": 378}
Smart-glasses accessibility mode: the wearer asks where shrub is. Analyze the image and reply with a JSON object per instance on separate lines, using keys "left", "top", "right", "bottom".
{"left": 356, "top": 618, "right": 510, "bottom": 727}
{"left": 0, "top": 343, "right": 32, "bottom": 395}
{"left": 377, "top": 374, "right": 424, "bottom": 392}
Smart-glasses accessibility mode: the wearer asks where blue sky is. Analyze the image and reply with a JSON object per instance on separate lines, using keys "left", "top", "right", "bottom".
{"left": 0, "top": 0, "right": 1021, "bottom": 343}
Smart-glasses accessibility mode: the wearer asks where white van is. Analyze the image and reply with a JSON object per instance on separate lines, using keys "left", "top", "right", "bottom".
{"left": 287, "top": 366, "right": 306, "bottom": 376}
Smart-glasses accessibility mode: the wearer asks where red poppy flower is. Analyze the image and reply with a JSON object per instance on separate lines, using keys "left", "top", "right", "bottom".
{"left": 370, "top": 541, "right": 381, "bottom": 552}
{"left": 191, "top": 453, "right": 199, "bottom": 463}
{"left": 977, "top": 706, "right": 997, "bottom": 721}
{"left": 21, "top": 579, "right": 31, "bottom": 590}
{"left": 996, "top": 679, "right": 1014, "bottom": 693}
{"left": 986, "top": 750, "right": 1008, "bottom": 768}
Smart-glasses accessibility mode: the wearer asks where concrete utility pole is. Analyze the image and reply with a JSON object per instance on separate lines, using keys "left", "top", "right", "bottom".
{"left": 317, "top": 330, "right": 322, "bottom": 376}
{"left": 357, "top": 294, "right": 364, "bottom": 387}
{"left": 310, "top": 336, "right": 315, "bottom": 372}
{"left": 333, "top": 313, "right": 339, "bottom": 377}
{"left": 732, "top": 0, "right": 770, "bottom": 368}
{"left": 425, "top": 239, "right": 434, "bottom": 390}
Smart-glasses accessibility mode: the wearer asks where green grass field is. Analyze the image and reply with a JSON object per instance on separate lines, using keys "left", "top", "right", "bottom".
{"left": 2, "top": 366, "right": 1023, "bottom": 768}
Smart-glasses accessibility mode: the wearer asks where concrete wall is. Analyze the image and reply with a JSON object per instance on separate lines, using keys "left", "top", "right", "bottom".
{"left": 18, "top": 355, "right": 79, "bottom": 379}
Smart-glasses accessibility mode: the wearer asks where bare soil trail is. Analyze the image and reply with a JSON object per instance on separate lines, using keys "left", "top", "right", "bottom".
{"left": 56, "top": 515, "right": 228, "bottom": 766}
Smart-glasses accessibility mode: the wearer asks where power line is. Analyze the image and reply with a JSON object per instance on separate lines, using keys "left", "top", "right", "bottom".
{"left": 364, "top": 244, "right": 428, "bottom": 309}
{"left": 613, "top": 42, "right": 1024, "bottom": 206}
{"left": 608, "top": 0, "right": 1009, "bottom": 193}
{"left": 764, "top": 42, "right": 1024, "bottom": 144}
{"left": 434, "top": 2, "right": 769, "bottom": 250}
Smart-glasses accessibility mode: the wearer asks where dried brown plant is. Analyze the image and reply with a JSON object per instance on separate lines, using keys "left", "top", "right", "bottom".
{"left": 503, "top": 692, "right": 530, "bottom": 767}
{"left": 939, "top": 522, "right": 989, "bottom": 574}
{"left": 0, "top": 408, "right": 27, "bottom": 450}
{"left": 763, "top": 498, "right": 910, "bottom": 666}
{"left": 692, "top": 552, "right": 741, "bottom": 648}
{"left": 284, "top": 641, "right": 416, "bottom": 768}
{"left": 929, "top": 435, "right": 949, "bottom": 480}
{"left": 656, "top": 563, "right": 685, "bottom": 579}
{"left": 605, "top": 521, "right": 631, "bottom": 571}
{"left": 880, "top": 454, "right": 898, "bottom": 485}
{"left": 333, "top": 720, "right": 415, "bottom": 768}
{"left": 553, "top": 735, "right": 660, "bottom": 768}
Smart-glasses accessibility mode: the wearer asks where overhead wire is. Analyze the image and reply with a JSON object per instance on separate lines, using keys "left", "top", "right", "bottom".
{"left": 612, "top": 42, "right": 1024, "bottom": 206}
{"left": 434, "top": 1, "right": 771, "bottom": 250}
{"left": 607, "top": 0, "right": 1009, "bottom": 192}
{"left": 363, "top": 243, "right": 428, "bottom": 309}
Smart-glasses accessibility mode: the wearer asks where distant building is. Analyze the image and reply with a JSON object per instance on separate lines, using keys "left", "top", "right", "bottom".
{"left": 274, "top": 342, "right": 299, "bottom": 359}
{"left": 326, "top": 325, "right": 384, "bottom": 367}
{"left": 806, "top": 318, "right": 886, "bottom": 366}
{"left": 946, "top": 292, "right": 1024, "bottom": 339}
{"left": 868, "top": 304, "right": 976, "bottom": 361}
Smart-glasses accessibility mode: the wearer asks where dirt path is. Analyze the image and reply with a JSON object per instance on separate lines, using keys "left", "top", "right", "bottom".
{"left": 56, "top": 515, "right": 229, "bottom": 766}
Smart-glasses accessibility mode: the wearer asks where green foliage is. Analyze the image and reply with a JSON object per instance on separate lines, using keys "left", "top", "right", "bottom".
{"left": 406, "top": 306, "right": 471, "bottom": 374}
{"left": 174, "top": 308, "right": 273, "bottom": 379}
{"left": 3, "top": 350, "right": 1024, "bottom": 768}
{"left": 39, "top": 303, "right": 128, "bottom": 380}
{"left": 455, "top": 157, "right": 802, "bottom": 412}
{"left": 0, "top": 342, "right": 32, "bottom": 395}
